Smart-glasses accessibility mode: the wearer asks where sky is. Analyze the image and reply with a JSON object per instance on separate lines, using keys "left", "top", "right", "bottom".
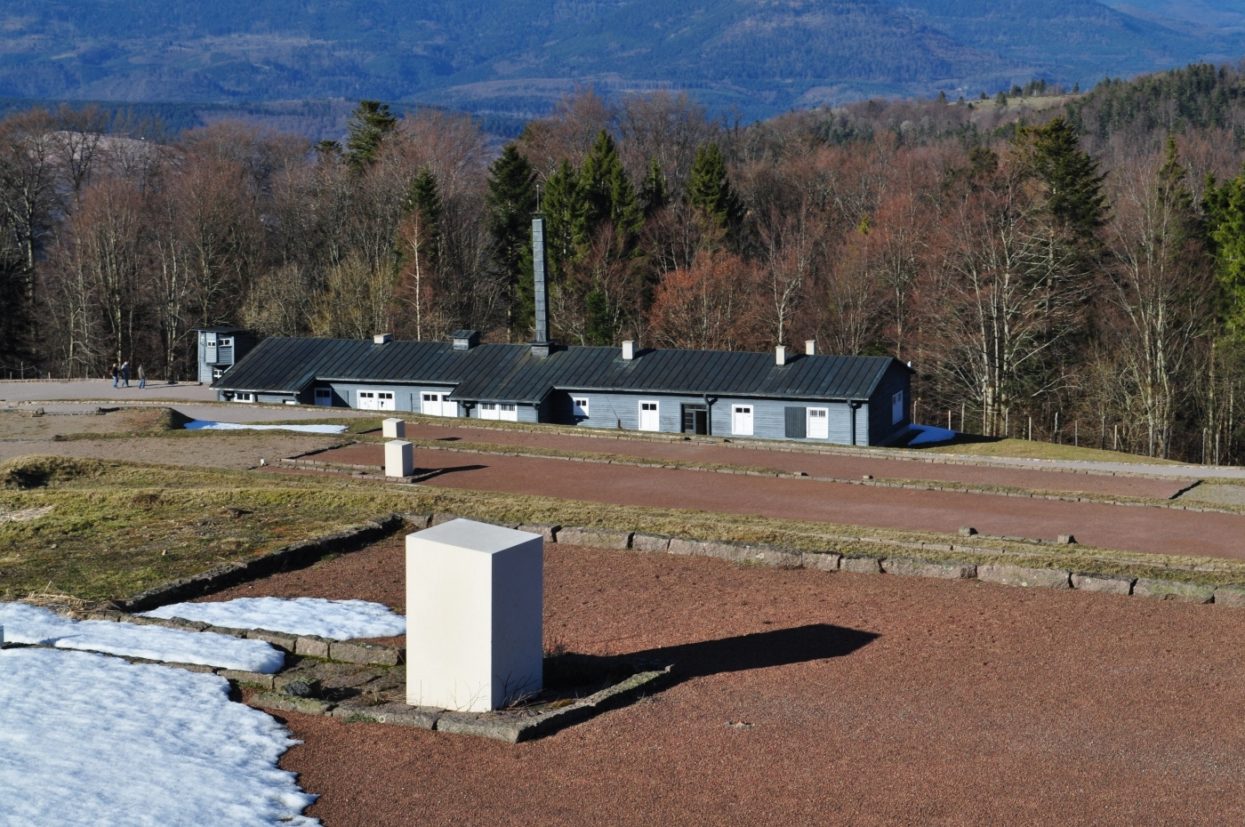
{"left": 0, "top": 597, "right": 406, "bottom": 826}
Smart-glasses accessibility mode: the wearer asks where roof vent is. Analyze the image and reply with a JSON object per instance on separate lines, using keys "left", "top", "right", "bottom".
{"left": 451, "top": 329, "right": 480, "bottom": 351}
{"left": 621, "top": 340, "right": 635, "bottom": 361}
{"left": 805, "top": 340, "right": 816, "bottom": 356}
{"left": 373, "top": 333, "right": 392, "bottom": 345}
{"left": 775, "top": 345, "right": 787, "bottom": 366}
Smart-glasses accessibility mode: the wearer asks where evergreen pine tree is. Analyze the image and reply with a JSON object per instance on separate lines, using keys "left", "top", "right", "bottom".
{"left": 687, "top": 142, "right": 744, "bottom": 245}
{"left": 1019, "top": 116, "right": 1107, "bottom": 248}
{"left": 577, "top": 130, "right": 641, "bottom": 242}
{"left": 485, "top": 143, "right": 537, "bottom": 339}
{"left": 539, "top": 159, "right": 584, "bottom": 282}
{"left": 1205, "top": 168, "right": 1245, "bottom": 340}
{"left": 639, "top": 157, "right": 668, "bottom": 218}
{"left": 345, "top": 100, "right": 397, "bottom": 169}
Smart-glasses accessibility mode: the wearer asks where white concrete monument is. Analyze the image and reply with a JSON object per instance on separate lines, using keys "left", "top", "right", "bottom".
{"left": 382, "top": 417, "right": 406, "bottom": 439}
{"left": 384, "top": 440, "right": 414, "bottom": 478}
{"left": 406, "top": 519, "right": 543, "bottom": 712}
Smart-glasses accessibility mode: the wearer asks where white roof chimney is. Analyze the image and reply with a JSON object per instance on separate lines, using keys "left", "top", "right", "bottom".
{"left": 775, "top": 345, "right": 787, "bottom": 366}
{"left": 373, "top": 333, "right": 392, "bottom": 345}
{"left": 621, "top": 340, "right": 635, "bottom": 360}
{"left": 805, "top": 339, "right": 816, "bottom": 356}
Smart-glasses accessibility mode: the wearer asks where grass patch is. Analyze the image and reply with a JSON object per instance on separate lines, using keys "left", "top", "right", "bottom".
{"left": 3, "top": 452, "right": 1243, "bottom": 606}
{"left": 925, "top": 437, "right": 1180, "bottom": 465}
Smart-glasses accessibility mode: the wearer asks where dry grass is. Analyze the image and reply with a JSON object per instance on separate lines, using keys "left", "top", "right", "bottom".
{"left": 925, "top": 437, "right": 1181, "bottom": 465}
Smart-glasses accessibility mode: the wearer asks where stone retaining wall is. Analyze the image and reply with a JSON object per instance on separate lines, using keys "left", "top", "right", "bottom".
{"left": 524, "top": 520, "right": 1245, "bottom": 608}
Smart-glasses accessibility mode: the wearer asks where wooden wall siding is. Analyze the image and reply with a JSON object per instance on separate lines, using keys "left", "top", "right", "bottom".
{"left": 568, "top": 391, "right": 874, "bottom": 444}
{"left": 866, "top": 362, "right": 911, "bottom": 444}
{"left": 313, "top": 382, "right": 455, "bottom": 413}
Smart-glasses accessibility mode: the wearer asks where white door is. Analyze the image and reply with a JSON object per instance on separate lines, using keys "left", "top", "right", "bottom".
{"left": 376, "top": 391, "right": 395, "bottom": 411}
{"left": 732, "top": 405, "right": 754, "bottom": 436}
{"left": 638, "top": 400, "right": 660, "bottom": 432}
{"left": 498, "top": 403, "right": 518, "bottom": 422}
{"left": 807, "top": 407, "right": 829, "bottom": 439}
{"left": 358, "top": 391, "right": 377, "bottom": 411}
{"left": 421, "top": 391, "right": 457, "bottom": 417}
{"left": 479, "top": 402, "right": 498, "bottom": 420}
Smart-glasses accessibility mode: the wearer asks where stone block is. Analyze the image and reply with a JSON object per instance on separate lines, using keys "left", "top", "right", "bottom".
{"left": 243, "top": 629, "right": 299, "bottom": 651}
{"left": 630, "top": 532, "right": 671, "bottom": 553}
{"left": 1133, "top": 578, "right": 1214, "bottom": 603}
{"left": 406, "top": 519, "right": 543, "bottom": 713}
{"left": 332, "top": 702, "right": 438, "bottom": 729}
{"left": 381, "top": 417, "right": 406, "bottom": 439}
{"left": 294, "top": 636, "right": 331, "bottom": 659}
{"left": 219, "top": 669, "right": 275, "bottom": 690}
{"left": 435, "top": 713, "right": 523, "bottom": 744}
{"left": 403, "top": 513, "right": 433, "bottom": 529}
{"left": 1213, "top": 585, "right": 1245, "bottom": 607}
{"left": 555, "top": 526, "right": 632, "bottom": 549}
{"left": 977, "top": 564, "right": 1070, "bottom": 589}
{"left": 1070, "top": 573, "right": 1134, "bottom": 595}
{"left": 840, "top": 556, "right": 883, "bottom": 574}
{"left": 682, "top": 540, "right": 749, "bottom": 563}
{"left": 801, "top": 552, "right": 841, "bottom": 572}
{"left": 328, "top": 640, "right": 400, "bottom": 667}
{"left": 743, "top": 546, "right": 803, "bottom": 569}
{"left": 667, "top": 537, "right": 710, "bottom": 556}
{"left": 882, "top": 558, "right": 976, "bottom": 579}
{"left": 517, "top": 523, "right": 560, "bottom": 543}
{"left": 384, "top": 439, "right": 414, "bottom": 478}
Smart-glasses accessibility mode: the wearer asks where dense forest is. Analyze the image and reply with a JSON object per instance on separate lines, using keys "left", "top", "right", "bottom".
{"left": 6, "top": 63, "right": 1245, "bottom": 463}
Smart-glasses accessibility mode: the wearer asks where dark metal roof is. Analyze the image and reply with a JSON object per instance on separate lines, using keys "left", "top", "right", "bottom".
{"left": 216, "top": 337, "right": 906, "bottom": 403}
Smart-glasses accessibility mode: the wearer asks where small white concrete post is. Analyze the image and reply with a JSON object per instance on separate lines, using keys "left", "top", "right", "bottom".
{"left": 382, "top": 417, "right": 406, "bottom": 439}
{"left": 384, "top": 440, "right": 414, "bottom": 478}
{"left": 405, "top": 519, "right": 543, "bottom": 712}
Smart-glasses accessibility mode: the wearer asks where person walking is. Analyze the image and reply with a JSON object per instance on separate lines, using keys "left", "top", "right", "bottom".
{"left": 120, "top": 361, "right": 130, "bottom": 388}
{"left": 110, "top": 363, "right": 119, "bottom": 387}
{"left": 137, "top": 364, "right": 146, "bottom": 389}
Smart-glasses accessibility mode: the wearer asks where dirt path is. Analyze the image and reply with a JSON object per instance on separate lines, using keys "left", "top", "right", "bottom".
{"left": 221, "top": 536, "right": 1245, "bottom": 826}
{"left": 316, "top": 443, "right": 1245, "bottom": 560}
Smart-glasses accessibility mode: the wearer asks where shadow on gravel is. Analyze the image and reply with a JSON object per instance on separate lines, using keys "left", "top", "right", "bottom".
{"left": 624, "top": 623, "right": 878, "bottom": 684}
{"left": 422, "top": 463, "right": 488, "bottom": 479}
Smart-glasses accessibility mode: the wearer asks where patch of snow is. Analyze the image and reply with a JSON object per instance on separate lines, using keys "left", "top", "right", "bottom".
{"left": 0, "top": 603, "right": 283, "bottom": 673}
{"left": 0, "top": 647, "right": 316, "bottom": 825}
{"left": 184, "top": 419, "right": 347, "bottom": 434}
{"left": 143, "top": 597, "right": 406, "bottom": 640}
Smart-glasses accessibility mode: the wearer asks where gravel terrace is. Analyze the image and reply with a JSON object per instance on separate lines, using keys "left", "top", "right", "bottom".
{"left": 205, "top": 535, "right": 1245, "bottom": 826}
{"left": 396, "top": 421, "right": 1191, "bottom": 499}
{"left": 313, "top": 443, "right": 1245, "bottom": 560}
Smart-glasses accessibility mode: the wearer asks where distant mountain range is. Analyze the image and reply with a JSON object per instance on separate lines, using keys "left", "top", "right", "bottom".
{"left": 1, "top": 0, "right": 1243, "bottom": 123}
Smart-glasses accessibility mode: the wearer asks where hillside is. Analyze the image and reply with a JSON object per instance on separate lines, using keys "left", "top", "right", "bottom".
{"left": 0, "top": 0, "right": 1240, "bottom": 121}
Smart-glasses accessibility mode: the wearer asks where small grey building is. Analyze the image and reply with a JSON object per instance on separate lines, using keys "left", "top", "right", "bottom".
{"left": 194, "top": 326, "right": 258, "bottom": 385}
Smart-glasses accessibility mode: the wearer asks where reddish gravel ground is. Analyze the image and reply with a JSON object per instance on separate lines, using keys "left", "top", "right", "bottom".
{"left": 215, "top": 536, "right": 1245, "bottom": 826}
{"left": 312, "top": 443, "right": 1245, "bottom": 560}
{"left": 395, "top": 422, "right": 1191, "bottom": 499}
